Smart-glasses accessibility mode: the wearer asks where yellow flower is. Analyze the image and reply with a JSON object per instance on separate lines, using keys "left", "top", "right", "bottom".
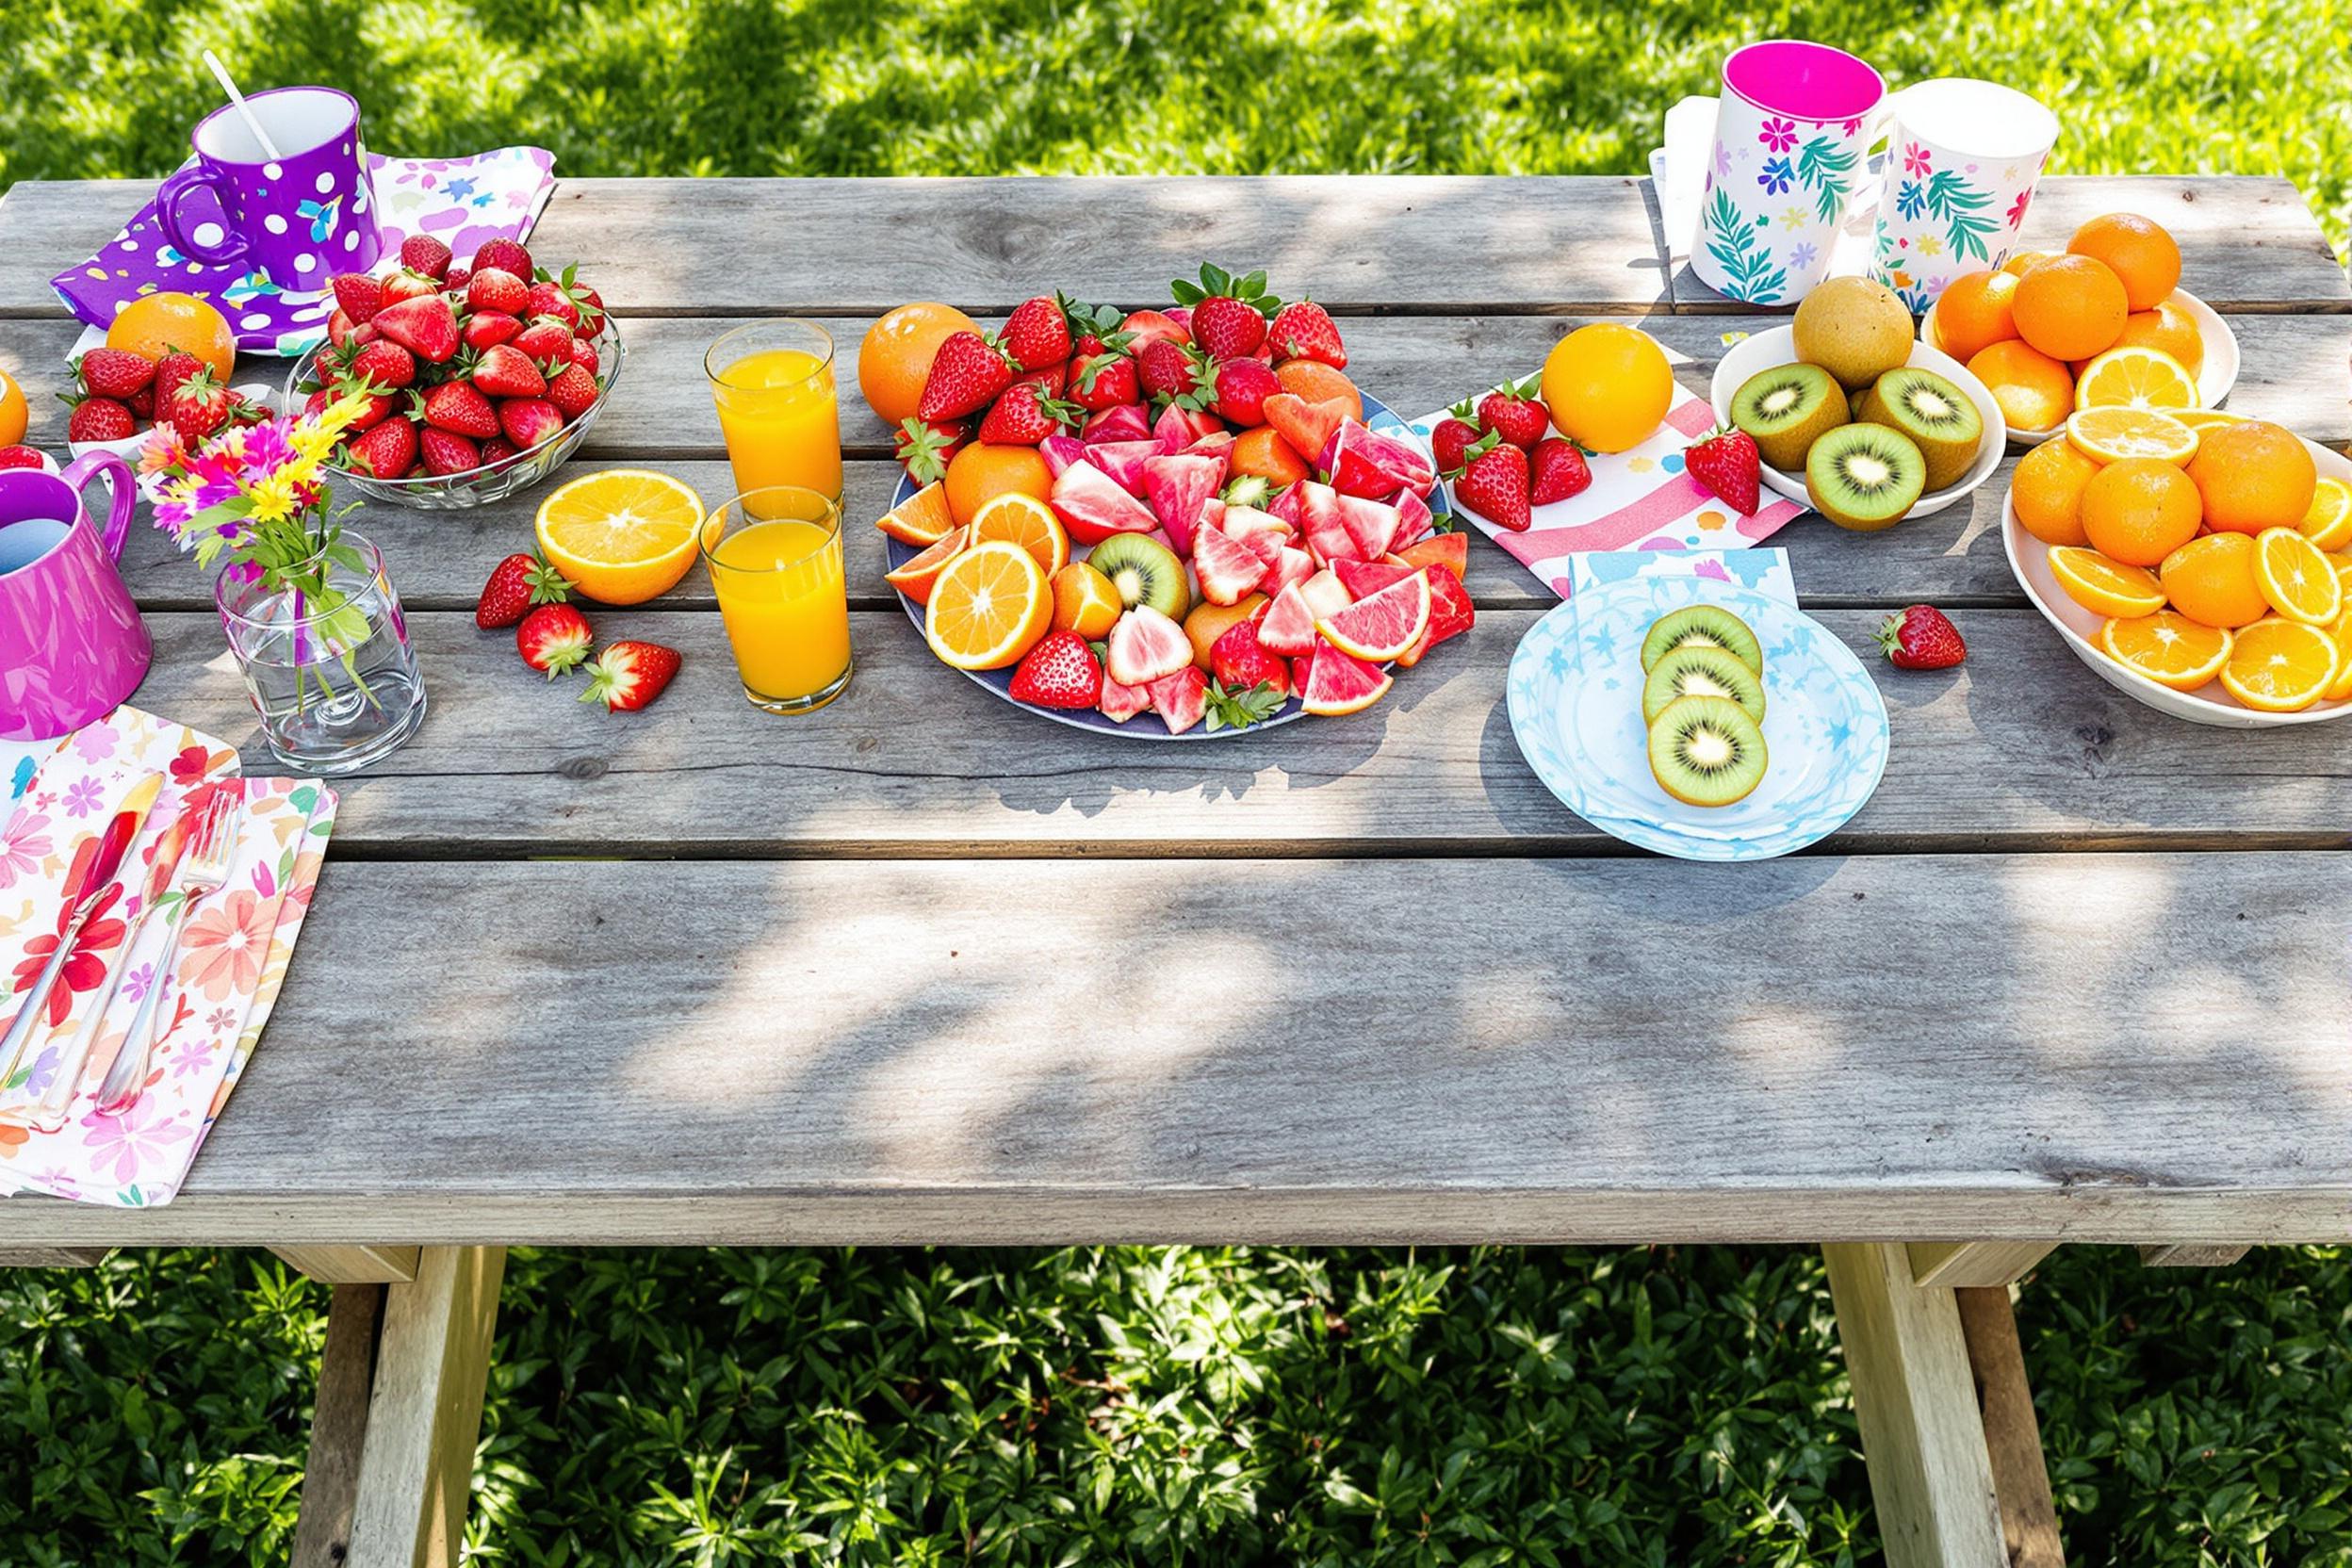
{"left": 302, "top": 387, "right": 376, "bottom": 445}
{"left": 245, "top": 468, "right": 301, "bottom": 522}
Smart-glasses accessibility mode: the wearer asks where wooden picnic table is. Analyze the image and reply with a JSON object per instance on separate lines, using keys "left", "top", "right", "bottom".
{"left": 0, "top": 173, "right": 2346, "bottom": 1568}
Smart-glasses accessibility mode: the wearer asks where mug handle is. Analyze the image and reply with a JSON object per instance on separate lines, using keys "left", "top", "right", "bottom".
{"left": 60, "top": 450, "right": 138, "bottom": 564}
{"left": 1841, "top": 85, "right": 1914, "bottom": 232}
{"left": 155, "top": 164, "right": 249, "bottom": 267}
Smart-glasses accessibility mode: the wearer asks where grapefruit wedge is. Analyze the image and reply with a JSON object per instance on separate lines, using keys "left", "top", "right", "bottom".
{"left": 1299, "top": 640, "right": 1394, "bottom": 716}
{"left": 1314, "top": 571, "right": 1431, "bottom": 662}
{"left": 1257, "top": 581, "right": 1320, "bottom": 657}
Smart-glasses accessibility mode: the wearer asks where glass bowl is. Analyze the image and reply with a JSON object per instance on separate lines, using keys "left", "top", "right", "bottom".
{"left": 281, "top": 322, "right": 625, "bottom": 510}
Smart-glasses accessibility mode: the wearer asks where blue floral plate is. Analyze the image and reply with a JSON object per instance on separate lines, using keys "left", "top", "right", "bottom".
{"left": 1506, "top": 578, "right": 1889, "bottom": 861}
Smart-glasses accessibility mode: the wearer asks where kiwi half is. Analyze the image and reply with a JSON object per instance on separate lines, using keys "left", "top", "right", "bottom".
{"left": 1805, "top": 423, "right": 1926, "bottom": 532}
{"left": 1860, "top": 368, "right": 1983, "bottom": 492}
{"left": 1641, "top": 605, "right": 1764, "bottom": 675}
{"left": 1086, "top": 532, "right": 1190, "bottom": 620}
{"left": 1729, "top": 363, "right": 1847, "bottom": 472}
{"left": 1642, "top": 645, "right": 1766, "bottom": 727}
{"left": 1648, "top": 695, "right": 1769, "bottom": 808}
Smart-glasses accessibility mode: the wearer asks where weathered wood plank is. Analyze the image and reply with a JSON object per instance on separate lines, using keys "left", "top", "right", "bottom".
{"left": 1909, "top": 1242, "right": 2059, "bottom": 1289}
{"left": 0, "top": 853, "right": 2345, "bottom": 1246}
{"left": 292, "top": 1282, "right": 387, "bottom": 1568}
{"left": 1672, "top": 175, "right": 2349, "bottom": 312}
{"left": 120, "top": 608, "right": 2352, "bottom": 856}
{"left": 273, "top": 1245, "right": 423, "bottom": 1283}
{"left": 347, "top": 1246, "right": 504, "bottom": 1568}
{"left": 1954, "top": 1286, "right": 2065, "bottom": 1568}
{"left": 2138, "top": 1243, "right": 2252, "bottom": 1266}
{"left": 0, "top": 1247, "right": 110, "bottom": 1267}
{"left": 1822, "top": 1244, "right": 2006, "bottom": 1568}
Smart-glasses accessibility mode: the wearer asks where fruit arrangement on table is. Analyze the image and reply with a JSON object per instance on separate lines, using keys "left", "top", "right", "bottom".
{"left": 287, "top": 234, "right": 621, "bottom": 508}
{"left": 863, "top": 267, "right": 1474, "bottom": 736}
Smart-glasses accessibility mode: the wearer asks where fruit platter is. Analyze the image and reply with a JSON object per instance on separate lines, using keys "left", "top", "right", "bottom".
{"left": 867, "top": 268, "right": 1473, "bottom": 737}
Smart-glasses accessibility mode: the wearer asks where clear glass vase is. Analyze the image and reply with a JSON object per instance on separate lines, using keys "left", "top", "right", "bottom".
{"left": 215, "top": 531, "right": 427, "bottom": 775}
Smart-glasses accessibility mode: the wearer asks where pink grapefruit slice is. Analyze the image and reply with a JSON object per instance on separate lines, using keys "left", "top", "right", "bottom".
{"left": 1299, "top": 641, "right": 1394, "bottom": 716}
{"left": 1314, "top": 572, "right": 1431, "bottom": 662}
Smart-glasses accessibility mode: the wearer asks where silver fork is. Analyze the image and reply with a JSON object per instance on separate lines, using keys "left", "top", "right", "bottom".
{"left": 92, "top": 789, "right": 242, "bottom": 1117}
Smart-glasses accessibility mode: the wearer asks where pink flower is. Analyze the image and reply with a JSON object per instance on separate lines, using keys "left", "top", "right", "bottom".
{"left": 0, "top": 811, "right": 53, "bottom": 889}
{"left": 1757, "top": 116, "right": 1798, "bottom": 154}
{"left": 1903, "top": 141, "right": 1933, "bottom": 178}
{"left": 79, "top": 1093, "right": 192, "bottom": 1185}
{"left": 61, "top": 776, "right": 106, "bottom": 818}
{"left": 71, "top": 725, "right": 118, "bottom": 762}
{"left": 178, "top": 889, "right": 275, "bottom": 1001}
{"left": 2007, "top": 188, "right": 2033, "bottom": 228}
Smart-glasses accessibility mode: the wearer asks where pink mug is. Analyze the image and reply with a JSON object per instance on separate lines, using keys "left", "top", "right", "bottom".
{"left": 0, "top": 452, "right": 151, "bottom": 742}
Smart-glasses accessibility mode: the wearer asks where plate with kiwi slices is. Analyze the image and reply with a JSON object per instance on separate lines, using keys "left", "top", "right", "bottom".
{"left": 1506, "top": 577, "right": 1888, "bottom": 860}
{"left": 1711, "top": 324, "right": 2004, "bottom": 526}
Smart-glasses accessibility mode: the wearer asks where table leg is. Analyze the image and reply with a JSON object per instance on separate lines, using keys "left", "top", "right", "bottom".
{"left": 1953, "top": 1287, "right": 2064, "bottom": 1568}
{"left": 292, "top": 1282, "right": 389, "bottom": 1568}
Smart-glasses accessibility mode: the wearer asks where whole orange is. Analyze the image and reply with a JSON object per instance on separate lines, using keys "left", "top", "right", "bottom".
{"left": 2081, "top": 301, "right": 2203, "bottom": 379}
{"left": 106, "top": 291, "right": 236, "bottom": 380}
{"left": 2067, "top": 213, "right": 2182, "bottom": 313}
{"left": 2185, "top": 420, "right": 2318, "bottom": 535}
{"left": 944, "top": 442, "right": 1054, "bottom": 527}
{"left": 2012, "top": 436, "right": 2103, "bottom": 547}
{"left": 2082, "top": 457, "right": 2204, "bottom": 565}
{"left": 1272, "top": 359, "right": 1363, "bottom": 419}
{"left": 0, "top": 368, "right": 26, "bottom": 447}
{"left": 2001, "top": 251, "right": 2057, "bottom": 277}
{"left": 1967, "top": 340, "right": 2074, "bottom": 432}
{"left": 2159, "top": 531, "right": 2270, "bottom": 628}
{"left": 2012, "top": 254, "right": 2129, "bottom": 363}
{"left": 859, "top": 302, "right": 981, "bottom": 427}
{"left": 1933, "top": 270, "right": 2020, "bottom": 362}
{"left": 1543, "top": 323, "right": 1674, "bottom": 452}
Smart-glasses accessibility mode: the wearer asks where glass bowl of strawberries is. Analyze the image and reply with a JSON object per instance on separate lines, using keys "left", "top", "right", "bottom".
{"left": 283, "top": 236, "right": 623, "bottom": 510}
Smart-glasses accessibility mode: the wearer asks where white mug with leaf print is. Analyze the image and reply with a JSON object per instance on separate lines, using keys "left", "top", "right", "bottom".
{"left": 1866, "top": 79, "right": 2059, "bottom": 313}
{"left": 1691, "top": 41, "right": 1886, "bottom": 305}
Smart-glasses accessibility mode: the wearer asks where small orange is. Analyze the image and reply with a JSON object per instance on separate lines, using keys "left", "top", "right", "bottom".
{"left": 1050, "top": 561, "right": 1123, "bottom": 638}
{"left": 2218, "top": 615, "right": 2340, "bottom": 711}
{"left": 2158, "top": 531, "right": 2268, "bottom": 629}
{"left": 2001, "top": 251, "right": 2058, "bottom": 277}
{"left": 0, "top": 368, "right": 25, "bottom": 447}
{"left": 106, "top": 291, "right": 236, "bottom": 381}
{"left": 1933, "top": 270, "right": 2020, "bottom": 362}
{"left": 2185, "top": 421, "right": 2317, "bottom": 536}
{"left": 2080, "top": 302, "right": 2203, "bottom": 380}
{"left": 1231, "top": 425, "right": 1312, "bottom": 488}
{"left": 1272, "top": 359, "right": 1363, "bottom": 419}
{"left": 969, "top": 491, "right": 1070, "bottom": 576}
{"left": 2012, "top": 436, "right": 2102, "bottom": 547}
{"left": 2067, "top": 213, "right": 2182, "bottom": 314}
{"left": 2099, "top": 612, "right": 2232, "bottom": 690}
{"left": 943, "top": 441, "right": 1054, "bottom": 528}
{"left": 2049, "top": 547, "right": 2168, "bottom": 618}
{"left": 2082, "top": 457, "right": 2203, "bottom": 565}
{"left": 2013, "top": 254, "right": 2130, "bottom": 363}
{"left": 923, "top": 540, "right": 1054, "bottom": 670}
{"left": 882, "top": 525, "right": 972, "bottom": 606}
{"left": 875, "top": 480, "right": 957, "bottom": 546}
{"left": 858, "top": 302, "right": 981, "bottom": 427}
{"left": 1968, "top": 340, "right": 2075, "bottom": 432}
{"left": 2252, "top": 527, "right": 2344, "bottom": 626}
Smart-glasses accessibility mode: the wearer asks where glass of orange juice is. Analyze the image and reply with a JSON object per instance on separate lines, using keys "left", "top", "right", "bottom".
{"left": 704, "top": 322, "right": 842, "bottom": 503}
{"left": 701, "top": 486, "right": 852, "bottom": 713}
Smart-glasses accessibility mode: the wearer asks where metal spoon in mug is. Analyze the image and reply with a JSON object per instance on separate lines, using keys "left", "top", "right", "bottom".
{"left": 95, "top": 787, "right": 242, "bottom": 1116}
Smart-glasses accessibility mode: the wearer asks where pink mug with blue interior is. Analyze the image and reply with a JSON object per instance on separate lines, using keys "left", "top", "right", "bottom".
{"left": 0, "top": 452, "right": 151, "bottom": 742}
{"left": 1692, "top": 41, "right": 1888, "bottom": 304}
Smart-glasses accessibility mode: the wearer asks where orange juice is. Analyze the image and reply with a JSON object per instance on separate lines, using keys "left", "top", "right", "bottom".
{"left": 709, "top": 339, "right": 842, "bottom": 501}
{"left": 706, "top": 507, "right": 852, "bottom": 711}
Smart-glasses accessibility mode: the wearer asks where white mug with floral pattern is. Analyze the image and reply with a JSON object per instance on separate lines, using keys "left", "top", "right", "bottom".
{"left": 1866, "top": 79, "right": 2060, "bottom": 313}
{"left": 1691, "top": 41, "right": 1887, "bottom": 305}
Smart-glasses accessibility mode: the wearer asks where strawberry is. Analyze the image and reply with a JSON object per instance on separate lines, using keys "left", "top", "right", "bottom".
{"left": 343, "top": 416, "right": 417, "bottom": 478}
{"left": 1011, "top": 360, "right": 1068, "bottom": 400}
{"left": 564, "top": 336, "right": 599, "bottom": 375}
{"left": 916, "top": 331, "right": 1015, "bottom": 421}
{"left": 378, "top": 269, "right": 439, "bottom": 308}
{"left": 1453, "top": 432, "right": 1529, "bottom": 531}
{"left": 421, "top": 381, "right": 501, "bottom": 438}
{"left": 127, "top": 386, "right": 155, "bottom": 418}
{"left": 511, "top": 318, "right": 574, "bottom": 364}
{"left": 64, "top": 396, "right": 134, "bottom": 444}
{"left": 372, "top": 293, "right": 460, "bottom": 363}
{"left": 469, "top": 343, "right": 547, "bottom": 400}
{"left": 399, "top": 234, "right": 452, "bottom": 280}
{"left": 1135, "top": 338, "right": 1202, "bottom": 401}
{"left": 524, "top": 280, "right": 580, "bottom": 331}
{"left": 894, "top": 416, "right": 968, "bottom": 483}
{"left": 1171, "top": 264, "right": 1278, "bottom": 360}
{"left": 228, "top": 395, "right": 270, "bottom": 429}
{"left": 1209, "top": 617, "right": 1290, "bottom": 695}
{"left": 1684, "top": 426, "right": 1760, "bottom": 516}
{"left": 161, "top": 369, "right": 235, "bottom": 443}
{"left": 570, "top": 285, "right": 606, "bottom": 338}
{"left": 1266, "top": 299, "right": 1346, "bottom": 368}
{"left": 1002, "top": 295, "right": 1074, "bottom": 371}
{"left": 1007, "top": 631, "right": 1102, "bottom": 710}
{"left": 471, "top": 238, "right": 532, "bottom": 280}
{"left": 475, "top": 551, "right": 574, "bottom": 629}
{"left": 1529, "top": 437, "right": 1592, "bottom": 505}
{"left": 1879, "top": 605, "right": 1968, "bottom": 670}
{"left": 1068, "top": 349, "right": 1140, "bottom": 412}
{"left": 444, "top": 264, "right": 471, "bottom": 294}
{"left": 1430, "top": 417, "right": 1481, "bottom": 477}
{"left": 327, "top": 307, "right": 356, "bottom": 351}
{"left": 518, "top": 602, "right": 595, "bottom": 678}
{"left": 74, "top": 348, "right": 155, "bottom": 399}
{"left": 580, "top": 639, "right": 680, "bottom": 710}
{"left": 466, "top": 267, "right": 530, "bottom": 316}
{"left": 463, "top": 310, "right": 524, "bottom": 351}
{"left": 545, "top": 362, "right": 600, "bottom": 420}
{"left": 498, "top": 398, "right": 564, "bottom": 449}
{"left": 345, "top": 338, "right": 416, "bottom": 390}
{"left": 1211, "top": 358, "right": 1282, "bottom": 427}
{"left": 419, "top": 427, "right": 482, "bottom": 476}
{"left": 152, "top": 350, "right": 202, "bottom": 413}
{"left": 975, "top": 382, "right": 1074, "bottom": 446}
{"left": 480, "top": 436, "right": 519, "bottom": 466}
{"left": 1477, "top": 376, "right": 1550, "bottom": 449}
{"left": 331, "top": 272, "right": 383, "bottom": 323}
{"left": 0, "top": 445, "right": 45, "bottom": 470}
{"left": 337, "top": 389, "right": 399, "bottom": 431}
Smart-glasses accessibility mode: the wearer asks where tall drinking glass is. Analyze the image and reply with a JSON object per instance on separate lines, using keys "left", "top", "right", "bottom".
{"left": 704, "top": 322, "right": 842, "bottom": 504}
{"left": 701, "top": 487, "right": 852, "bottom": 714}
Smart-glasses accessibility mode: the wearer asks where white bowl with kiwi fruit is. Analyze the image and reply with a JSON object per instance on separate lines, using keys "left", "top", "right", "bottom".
{"left": 1709, "top": 279, "right": 2004, "bottom": 529}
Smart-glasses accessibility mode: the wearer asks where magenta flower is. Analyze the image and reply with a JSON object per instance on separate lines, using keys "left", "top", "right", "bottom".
{"left": 1758, "top": 116, "right": 1798, "bottom": 154}
{"left": 0, "top": 810, "right": 53, "bottom": 889}
{"left": 1903, "top": 141, "right": 1933, "bottom": 178}
{"left": 2007, "top": 188, "right": 2033, "bottom": 228}
{"left": 80, "top": 1093, "right": 192, "bottom": 1184}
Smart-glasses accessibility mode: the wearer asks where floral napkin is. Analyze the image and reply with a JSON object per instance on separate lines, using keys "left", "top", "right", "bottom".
{"left": 0, "top": 707, "right": 337, "bottom": 1207}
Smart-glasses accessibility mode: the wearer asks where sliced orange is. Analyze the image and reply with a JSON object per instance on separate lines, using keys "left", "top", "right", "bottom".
{"left": 882, "top": 524, "right": 972, "bottom": 606}
{"left": 1050, "top": 561, "right": 1123, "bottom": 638}
{"left": 2253, "top": 526, "right": 2344, "bottom": 625}
{"left": 2218, "top": 615, "right": 2340, "bottom": 711}
{"left": 2072, "top": 346, "right": 2197, "bottom": 413}
{"left": 533, "top": 468, "right": 710, "bottom": 605}
{"left": 2049, "top": 546, "right": 2166, "bottom": 618}
{"left": 2066, "top": 406, "right": 2198, "bottom": 466}
{"left": 969, "top": 491, "right": 1070, "bottom": 577}
{"left": 923, "top": 540, "right": 1053, "bottom": 670}
{"left": 2171, "top": 409, "right": 2246, "bottom": 432}
{"left": 2327, "top": 608, "right": 2352, "bottom": 701}
{"left": 2298, "top": 477, "right": 2352, "bottom": 552}
{"left": 2099, "top": 612, "right": 2231, "bottom": 691}
{"left": 876, "top": 481, "right": 956, "bottom": 547}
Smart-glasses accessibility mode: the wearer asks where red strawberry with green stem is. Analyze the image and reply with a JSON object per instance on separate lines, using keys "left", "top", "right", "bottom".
{"left": 894, "top": 416, "right": 968, "bottom": 483}
{"left": 915, "top": 331, "right": 1015, "bottom": 421}
{"left": 1171, "top": 264, "right": 1279, "bottom": 360}
{"left": 1002, "top": 295, "right": 1074, "bottom": 371}
{"left": 1684, "top": 426, "right": 1760, "bottom": 515}
{"left": 1879, "top": 605, "right": 1967, "bottom": 669}
{"left": 469, "top": 343, "right": 547, "bottom": 400}
{"left": 463, "top": 311, "right": 523, "bottom": 351}
{"left": 1430, "top": 398, "right": 1481, "bottom": 476}
{"left": 419, "top": 427, "right": 482, "bottom": 476}
{"left": 161, "top": 368, "right": 235, "bottom": 443}
{"left": 1135, "top": 338, "right": 1204, "bottom": 402}
{"left": 466, "top": 267, "right": 530, "bottom": 316}
{"left": 1529, "top": 437, "right": 1592, "bottom": 505}
{"left": 1211, "top": 359, "right": 1282, "bottom": 426}
{"left": 74, "top": 348, "right": 155, "bottom": 400}
{"left": 1069, "top": 349, "right": 1140, "bottom": 412}
{"left": 343, "top": 416, "right": 417, "bottom": 478}
{"left": 472, "top": 238, "right": 532, "bottom": 280}
{"left": 64, "top": 396, "right": 135, "bottom": 444}
{"left": 580, "top": 639, "right": 680, "bottom": 710}
{"left": 512, "top": 318, "right": 574, "bottom": 364}
{"left": 1266, "top": 300, "right": 1346, "bottom": 368}
{"left": 1452, "top": 431, "right": 1530, "bottom": 531}
{"left": 399, "top": 234, "right": 452, "bottom": 280}
{"left": 1478, "top": 376, "right": 1550, "bottom": 449}
{"left": 976, "top": 383, "right": 1076, "bottom": 446}
{"left": 372, "top": 293, "right": 460, "bottom": 363}
{"left": 331, "top": 272, "right": 383, "bottom": 323}
{"left": 475, "top": 551, "right": 574, "bottom": 629}
{"left": 345, "top": 338, "right": 416, "bottom": 390}
{"left": 1007, "top": 631, "right": 1102, "bottom": 710}
{"left": 421, "top": 382, "right": 500, "bottom": 438}
{"left": 518, "top": 603, "right": 594, "bottom": 677}
{"left": 545, "top": 363, "right": 600, "bottom": 420}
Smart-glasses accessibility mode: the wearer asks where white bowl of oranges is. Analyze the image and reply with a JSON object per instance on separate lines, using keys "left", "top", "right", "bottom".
{"left": 2005, "top": 409, "right": 2351, "bottom": 727}
{"left": 1923, "top": 212, "right": 2240, "bottom": 444}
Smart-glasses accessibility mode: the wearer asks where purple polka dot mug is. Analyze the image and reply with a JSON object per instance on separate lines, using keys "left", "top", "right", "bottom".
{"left": 155, "top": 87, "right": 381, "bottom": 290}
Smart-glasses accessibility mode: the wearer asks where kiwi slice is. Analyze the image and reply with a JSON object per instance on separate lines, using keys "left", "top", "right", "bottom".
{"left": 1641, "top": 605, "right": 1764, "bottom": 675}
{"left": 1729, "top": 363, "right": 1847, "bottom": 472}
{"left": 1805, "top": 422, "right": 1926, "bottom": 532}
{"left": 1859, "top": 368, "right": 1984, "bottom": 492}
{"left": 1642, "top": 645, "right": 1766, "bottom": 727}
{"left": 1086, "top": 531, "right": 1190, "bottom": 620}
{"left": 1648, "top": 695, "right": 1769, "bottom": 808}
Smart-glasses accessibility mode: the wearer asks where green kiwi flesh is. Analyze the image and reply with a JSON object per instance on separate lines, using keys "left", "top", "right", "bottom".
{"left": 1642, "top": 645, "right": 1767, "bottom": 726}
{"left": 1641, "top": 605, "right": 1764, "bottom": 675}
{"left": 1086, "top": 531, "right": 1191, "bottom": 619}
{"left": 1860, "top": 368, "right": 1983, "bottom": 492}
{"left": 1729, "top": 363, "right": 1848, "bottom": 472}
{"left": 1647, "top": 695, "right": 1769, "bottom": 808}
{"left": 1805, "top": 423, "right": 1926, "bottom": 531}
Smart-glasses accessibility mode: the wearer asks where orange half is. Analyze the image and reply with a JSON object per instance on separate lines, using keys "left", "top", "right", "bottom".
{"left": 2049, "top": 547, "right": 2166, "bottom": 618}
{"left": 2254, "top": 527, "right": 2344, "bottom": 626}
{"left": 2218, "top": 616, "right": 2341, "bottom": 711}
{"left": 923, "top": 540, "right": 1053, "bottom": 670}
{"left": 2099, "top": 612, "right": 2231, "bottom": 691}
{"left": 969, "top": 491, "right": 1070, "bottom": 577}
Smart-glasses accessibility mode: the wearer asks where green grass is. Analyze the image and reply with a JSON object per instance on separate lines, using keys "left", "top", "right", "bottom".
{"left": 5, "top": 1245, "right": 2349, "bottom": 1565}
